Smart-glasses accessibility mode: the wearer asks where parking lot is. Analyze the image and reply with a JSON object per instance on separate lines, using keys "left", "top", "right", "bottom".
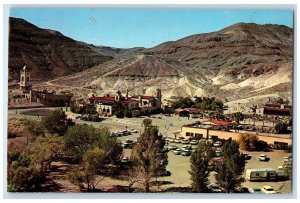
{"left": 119, "top": 131, "right": 292, "bottom": 193}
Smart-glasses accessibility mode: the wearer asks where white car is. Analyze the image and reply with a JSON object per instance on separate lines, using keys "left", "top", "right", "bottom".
{"left": 174, "top": 138, "right": 181, "bottom": 143}
{"left": 261, "top": 185, "right": 276, "bottom": 194}
{"left": 190, "top": 140, "right": 199, "bottom": 145}
{"left": 181, "top": 139, "right": 190, "bottom": 144}
{"left": 129, "top": 129, "right": 138, "bottom": 133}
{"left": 168, "top": 145, "right": 178, "bottom": 150}
{"left": 174, "top": 149, "right": 182, "bottom": 155}
{"left": 259, "top": 154, "right": 270, "bottom": 161}
{"left": 213, "top": 141, "right": 222, "bottom": 147}
{"left": 181, "top": 145, "right": 192, "bottom": 151}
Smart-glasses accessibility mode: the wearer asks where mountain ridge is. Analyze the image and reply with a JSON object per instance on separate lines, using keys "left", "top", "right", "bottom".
{"left": 9, "top": 18, "right": 293, "bottom": 112}
{"left": 9, "top": 17, "right": 113, "bottom": 82}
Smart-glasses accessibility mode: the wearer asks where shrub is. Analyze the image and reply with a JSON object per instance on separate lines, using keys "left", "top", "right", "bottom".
{"left": 124, "top": 110, "right": 132, "bottom": 118}
{"left": 275, "top": 122, "right": 288, "bottom": 134}
{"left": 115, "top": 110, "right": 124, "bottom": 118}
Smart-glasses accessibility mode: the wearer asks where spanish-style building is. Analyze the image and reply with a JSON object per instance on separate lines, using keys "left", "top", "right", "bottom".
{"left": 89, "top": 89, "right": 162, "bottom": 116}
{"left": 256, "top": 103, "right": 292, "bottom": 116}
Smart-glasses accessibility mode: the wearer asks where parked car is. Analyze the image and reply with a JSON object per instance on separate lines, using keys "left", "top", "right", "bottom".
{"left": 243, "top": 153, "right": 252, "bottom": 160}
{"left": 174, "top": 149, "right": 182, "bottom": 155}
{"left": 159, "top": 170, "right": 171, "bottom": 177}
{"left": 120, "top": 157, "right": 130, "bottom": 164}
{"left": 121, "top": 139, "right": 134, "bottom": 149}
{"left": 181, "top": 145, "right": 192, "bottom": 151}
{"left": 213, "top": 141, "right": 222, "bottom": 147}
{"left": 236, "top": 187, "right": 249, "bottom": 193}
{"left": 169, "top": 138, "right": 176, "bottom": 143}
{"left": 174, "top": 138, "right": 181, "bottom": 143}
{"left": 215, "top": 150, "right": 222, "bottom": 157}
{"left": 168, "top": 145, "right": 178, "bottom": 150}
{"left": 190, "top": 140, "right": 199, "bottom": 145}
{"left": 259, "top": 154, "right": 270, "bottom": 162}
{"left": 261, "top": 185, "right": 276, "bottom": 194}
{"left": 181, "top": 149, "right": 192, "bottom": 156}
{"left": 129, "top": 129, "right": 138, "bottom": 133}
{"left": 181, "top": 139, "right": 190, "bottom": 144}
{"left": 249, "top": 187, "right": 262, "bottom": 194}
{"left": 209, "top": 184, "right": 222, "bottom": 193}
{"left": 207, "top": 139, "right": 214, "bottom": 144}
{"left": 283, "top": 156, "right": 292, "bottom": 163}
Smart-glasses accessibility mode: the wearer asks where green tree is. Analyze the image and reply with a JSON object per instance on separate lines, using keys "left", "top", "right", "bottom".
{"left": 131, "top": 119, "right": 167, "bottom": 192}
{"left": 124, "top": 110, "right": 132, "bottom": 118}
{"left": 41, "top": 109, "right": 74, "bottom": 136}
{"left": 7, "top": 151, "right": 46, "bottom": 191}
{"left": 64, "top": 124, "right": 122, "bottom": 163}
{"left": 115, "top": 110, "right": 125, "bottom": 118}
{"left": 23, "top": 119, "right": 45, "bottom": 144}
{"left": 67, "top": 147, "right": 106, "bottom": 191}
{"left": 232, "top": 112, "right": 244, "bottom": 125}
{"left": 215, "top": 139, "right": 246, "bottom": 193}
{"left": 131, "top": 109, "right": 141, "bottom": 117}
{"left": 189, "top": 141, "right": 214, "bottom": 192}
{"left": 275, "top": 122, "right": 288, "bottom": 134}
{"left": 142, "top": 118, "right": 152, "bottom": 127}
{"left": 29, "top": 135, "right": 64, "bottom": 173}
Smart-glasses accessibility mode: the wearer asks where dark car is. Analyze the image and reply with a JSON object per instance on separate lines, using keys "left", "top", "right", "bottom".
{"left": 159, "top": 170, "right": 171, "bottom": 177}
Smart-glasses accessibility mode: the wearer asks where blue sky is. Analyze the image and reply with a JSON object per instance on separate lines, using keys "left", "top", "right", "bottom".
{"left": 10, "top": 8, "right": 293, "bottom": 48}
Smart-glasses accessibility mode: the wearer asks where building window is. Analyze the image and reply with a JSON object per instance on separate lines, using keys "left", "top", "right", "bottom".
{"left": 26, "top": 77, "right": 30, "bottom": 82}
{"left": 106, "top": 109, "right": 110, "bottom": 113}
{"left": 186, "top": 132, "right": 194, "bottom": 137}
{"left": 21, "top": 76, "right": 24, "bottom": 82}
{"left": 255, "top": 173, "right": 260, "bottom": 176}
{"left": 195, "top": 133, "right": 203, "bottom": 139}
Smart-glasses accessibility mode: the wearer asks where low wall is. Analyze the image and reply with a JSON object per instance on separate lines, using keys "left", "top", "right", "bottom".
{"left": 181, "top": 126, "right": 292, "bottom": 145}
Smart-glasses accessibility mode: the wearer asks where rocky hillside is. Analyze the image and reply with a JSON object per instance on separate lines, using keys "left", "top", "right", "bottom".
{"left": 83, "top": 44, "right": 145, "bottom": 58}
{"left": 9, "top": 17, "right": 113, "bottom": 82}
{"left": 35, "top": 23, "right": 294, "bottom": 112}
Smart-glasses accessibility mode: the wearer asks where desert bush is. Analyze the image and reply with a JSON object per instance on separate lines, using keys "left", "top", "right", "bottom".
{"left": 275, "top": 122, "right": 288, "bottom": 134}
{"left": 8, "top": 118, "right": 27, "bottom": 138}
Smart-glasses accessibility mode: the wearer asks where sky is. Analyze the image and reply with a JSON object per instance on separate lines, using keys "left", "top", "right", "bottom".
{"left": 9, "top": 8, "right": 294, "bottom": 48}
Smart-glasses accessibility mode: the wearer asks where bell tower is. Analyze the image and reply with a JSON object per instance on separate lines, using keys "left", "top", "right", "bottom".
{"left": 19, "top": 65, "right": 32, "bottom": 91}
{"left": 155, "top": 88, "right": 162, "bottom": 109}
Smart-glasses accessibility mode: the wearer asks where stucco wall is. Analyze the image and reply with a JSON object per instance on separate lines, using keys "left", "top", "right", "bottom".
{"left": 181, "top": 126, "right": 292, "bottom": 145}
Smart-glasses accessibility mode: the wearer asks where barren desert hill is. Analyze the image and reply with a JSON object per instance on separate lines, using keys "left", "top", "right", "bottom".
{"left": 47, "top": 22, "right": 293, "bottom": 111}
{"left": 78, "top": 43, "right": 146, "bottom": 58}
{"left": 8, "top": 17, "right": 114, "bottom": 82}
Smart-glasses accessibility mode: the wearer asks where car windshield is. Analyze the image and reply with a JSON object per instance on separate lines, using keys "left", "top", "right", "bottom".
{"left": 253, "top": 188, "right": 261, "bottom": 191}
{"left": 266, "top": 188, "right": 274, "bottom": 191}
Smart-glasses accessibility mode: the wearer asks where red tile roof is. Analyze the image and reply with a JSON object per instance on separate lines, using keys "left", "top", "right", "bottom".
{"left": 89, "top": 96, "right": 115, "bottom": 101}
{"left": 264, "top": 107, "right": 292, "bottom": 112}
{"left": 209, "top": 119, "right": 231, "bottom": 126}
{"left": 121, "top": 100, "right": 136, "bottom": 104}
{"left": 265, "top": 103, "right": 292, "bottom": 108}
{"left": 131, "top": 95, "right": 154, "bottom": 99}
